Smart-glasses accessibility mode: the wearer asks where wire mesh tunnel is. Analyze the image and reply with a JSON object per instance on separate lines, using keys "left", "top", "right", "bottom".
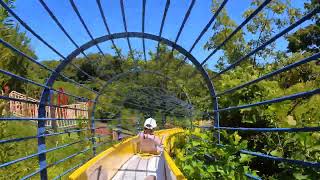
{"left": 0, "top": 0, "right": 319, "bottom": 179}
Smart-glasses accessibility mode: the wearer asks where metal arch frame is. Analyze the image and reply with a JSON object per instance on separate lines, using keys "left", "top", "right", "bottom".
{"left": 71, "top": 32, "right": 218, "bottom": 130}
{"left": 209, "top": 7, "right": 320, "bottom": 76}
{"left": 120, "top": 0, "right": 134, "bottom": 59}
{"left": 91, "top": 84, "right": 193, "bottom": 108}
{"left": 96, "top": 0, "right": 122, "bottom": 57}
{"left": 89, "top": 69, "right": 198, "bottom": 154}
{"left": 142, "top": 0, "right": 147, "bottom": 61}
{"left": 180, "top": 0, "right": 228, "bottom": 65}
{"left": 122, "top": 77, "right": 193, "bottom": 106}
{"left": 93, "top": 77, "right": 195, "bottom": 120}
{"left": 129, "top": 86, "right": 193, "bottom": 107}
{"left": 163, "top": 0, "right": 195, "bottom": 68}
{"left": 200, "top": 0, "right": 272, "bottom": 66}
{"left": 69, "top": 0, "right": 105, "bottom": 57}
{"left": 0, "top": 1, "right": 98, "bottom": 94}
{"left": 56, "top": 32, "right": 219, "bottom": 115}
{"left": 38, "top": 0, "right": 105, "bottom": 86}
{"left": 156, "top": 0, "right": 170, "bottom": 59}
{"left": 93, "top": 69, "right": 183, "bottom": 110}
{"left": 170, "top": 0, "right": 195, "bottom": 54}
{"left": 40, "top": 31, "right": 220, "bottom": 160}
{"left": 96, "top": 74, "right": 194, "bottom": 118}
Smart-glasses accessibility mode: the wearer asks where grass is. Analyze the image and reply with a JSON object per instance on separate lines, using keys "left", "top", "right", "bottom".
{"left": 0, "top": 120, "right": 113, "bottom": 179}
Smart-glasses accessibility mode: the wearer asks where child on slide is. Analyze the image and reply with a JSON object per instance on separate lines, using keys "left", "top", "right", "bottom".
{"left": 138, "top": 118, "right": 163, "bottom": 154}
{"left": 137, "top": 118, "right": 164, "bottom": 180}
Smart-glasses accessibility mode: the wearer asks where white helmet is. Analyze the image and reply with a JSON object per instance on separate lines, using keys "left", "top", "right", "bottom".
{"left": 144, "top": 118, "right": 157, "bottom": 129}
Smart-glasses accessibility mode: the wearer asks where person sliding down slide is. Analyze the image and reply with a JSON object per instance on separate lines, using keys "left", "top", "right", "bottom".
{"left": 135, "top": 118, "right": 165, "bottom": 180}
{"left": 112, "top": 118, "right": 165, "bottom": 180}
{"left": 138, "top": 118, "right": 163, "bottom": 154}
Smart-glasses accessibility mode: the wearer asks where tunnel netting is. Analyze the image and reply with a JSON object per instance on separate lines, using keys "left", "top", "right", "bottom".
{"left": 0, "top": 0, "right": 319, "bottom": 179}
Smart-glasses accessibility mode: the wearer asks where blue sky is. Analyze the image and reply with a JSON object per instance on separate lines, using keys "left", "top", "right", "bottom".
{"left": 13, "top": 0, "right": 307, "bottom": 70}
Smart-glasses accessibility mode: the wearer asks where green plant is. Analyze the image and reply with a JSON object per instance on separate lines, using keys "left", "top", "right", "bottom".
{"left": 171, "top": 128, "right": 258, "bottom": 179}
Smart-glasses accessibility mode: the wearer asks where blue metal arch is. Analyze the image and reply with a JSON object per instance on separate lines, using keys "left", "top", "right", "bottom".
{"left": 40, "top": 31, "right": 220, "bottom": 162}
{"left": 90, "top": 69, "right": 189, "bottom": 154}
{"left": 44, "top": 32, "right": 219, "bottom": 121}
{"left": 96, "top": 71, "right": 193, "bottom": 107}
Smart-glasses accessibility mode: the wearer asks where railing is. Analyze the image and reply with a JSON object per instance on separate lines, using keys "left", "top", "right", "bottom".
{"left": 198, "top": 5, "right": 320, "bottom": 180}
{"left": 9, "top": 91, "right": 39, "bottom": 118}
{"left": 8, "top": 91, "right": 88, "bottom": 128}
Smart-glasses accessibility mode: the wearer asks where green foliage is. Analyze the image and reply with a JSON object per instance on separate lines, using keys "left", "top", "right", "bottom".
{"left": 0, "top": 119, "right": 114, "bottom": 179}
{"left": 171, "top": 129, "right": 258, "bottom": 179}
{"left": 0, "top": 22, "right": 36, "bottom": 92}
{"left": 205, "top": 0, "right": 246, "bottom": 65}
{"left": 287, "top": 24, "right": 320, "bottom": 53}
{"left": 199, "top": 1, "right": 320, "bottom": 179}
{"left": 286, "top": 0, "right": 319, "bottom": 54}
{"left": 0, "top": 121, "right": 38, "bottom": 179}
{"left": 214, "top": 56, "right": 320, "bottom": 178}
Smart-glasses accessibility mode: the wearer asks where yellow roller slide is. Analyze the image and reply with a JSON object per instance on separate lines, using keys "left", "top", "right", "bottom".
{"left": 69, "top": 128, "right": 186, "bottom": 180}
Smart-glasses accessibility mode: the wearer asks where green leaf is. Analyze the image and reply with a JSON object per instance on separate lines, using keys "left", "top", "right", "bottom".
{"left": 183, "top": 165, "right": 194, "bottom": 174}
{"left": 309, "top": 145, "right": 320, "bottom": 152}
{"left": 234, "top": 133, "right": 242, "bottom": 145}
{"left": 287, "top": 115, "right": 296, "bottom": 126}
{"left": 270, "top": 149, "right": 283, "bottom": 157}
{"left": 192, "top": 141, "right": 200, "bottom": 147}
{"left": 239, "top": 154, "right": 252, "bottom": 163}
{"left": 293, "top": 173, "right": 309, "bottom": 180}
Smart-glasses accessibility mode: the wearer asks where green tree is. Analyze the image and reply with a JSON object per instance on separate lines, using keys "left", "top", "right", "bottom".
{"left": 287, "top": 1, "right": 320, "bottom": 54}
{"left": 0, "top": 0, "right": 36, "bottom": 92}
